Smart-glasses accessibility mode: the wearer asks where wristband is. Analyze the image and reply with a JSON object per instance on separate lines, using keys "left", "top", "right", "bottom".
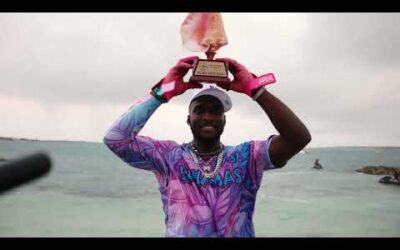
{"left": 252, "top": 87, "right": 266, "bottom": 101}
{"left": 150, "top": 87, "right": 167, "bottom": 103}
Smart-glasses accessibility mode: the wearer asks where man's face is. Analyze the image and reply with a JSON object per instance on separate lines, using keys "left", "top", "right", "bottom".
{"left": 187, "top": 95, "right": 226, "bottom": 143}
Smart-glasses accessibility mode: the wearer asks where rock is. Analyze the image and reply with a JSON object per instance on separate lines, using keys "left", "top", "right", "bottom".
{"left": 356, "top": 166, "right": 400, "bottom": 175}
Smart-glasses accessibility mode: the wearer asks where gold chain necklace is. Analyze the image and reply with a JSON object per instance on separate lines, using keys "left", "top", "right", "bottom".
{"left": 189, "top": 143, "right": 224, "bottom": 178}
{"left": 190, "top": 143, "right": 223, "bottom": 156}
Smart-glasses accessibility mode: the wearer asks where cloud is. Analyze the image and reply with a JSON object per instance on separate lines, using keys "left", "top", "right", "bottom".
{"left": 0, "top": 13, "right": 399, "bottom": 146}
{"left": 302, "top": 13, "right": 400, "bottom": 69}
{"left": 0, "top": 13, "right": 188, "bottom": 105}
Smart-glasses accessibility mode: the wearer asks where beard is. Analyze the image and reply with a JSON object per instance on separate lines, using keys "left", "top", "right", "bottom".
{"left": 189, "top": 123, "right": 224, "bottom": 144}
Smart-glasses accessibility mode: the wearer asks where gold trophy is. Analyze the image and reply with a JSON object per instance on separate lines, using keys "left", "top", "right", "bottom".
{"left": 181, "top": 13, "right": 231, "bottom": 84}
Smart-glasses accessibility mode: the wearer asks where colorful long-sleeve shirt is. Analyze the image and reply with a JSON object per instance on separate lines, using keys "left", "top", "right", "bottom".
{"left": 103, "top": 94, "right": 277, "bottom": 237}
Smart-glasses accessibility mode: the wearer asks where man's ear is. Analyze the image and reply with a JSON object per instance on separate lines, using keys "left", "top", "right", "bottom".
{"left": 222, "top": 114, "right": 226, "bottom": 126}
{"left": 187, "top": 115, "right": 190, "bottom": 125}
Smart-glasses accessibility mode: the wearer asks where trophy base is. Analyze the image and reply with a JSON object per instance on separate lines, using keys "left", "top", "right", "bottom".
{"left": 190, "top": 58, "right": 231, "bottom": 84}
{"left": 190, "top": 75, "right": 231, "bottom": 84}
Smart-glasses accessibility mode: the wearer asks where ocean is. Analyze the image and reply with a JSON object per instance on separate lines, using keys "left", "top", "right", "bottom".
{"left": 0, "top": 139, "right": 399, "bottom": 237}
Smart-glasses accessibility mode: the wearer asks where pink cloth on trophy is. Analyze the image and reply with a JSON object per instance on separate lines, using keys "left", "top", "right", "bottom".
{"left": 181, "top": 13, "right": 228, "bottom": 52}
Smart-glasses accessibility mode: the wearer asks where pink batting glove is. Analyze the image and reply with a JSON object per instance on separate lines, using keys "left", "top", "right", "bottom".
{"left": 151, "top": 56, "right": 203, "bottom": 102}
{"left": 216, "top": 58, "right": 276, "bottom": 97}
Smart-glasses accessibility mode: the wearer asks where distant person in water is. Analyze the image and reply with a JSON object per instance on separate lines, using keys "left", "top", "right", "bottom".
{"left": 313, "top": 159, "right": 323, "bottom": 169}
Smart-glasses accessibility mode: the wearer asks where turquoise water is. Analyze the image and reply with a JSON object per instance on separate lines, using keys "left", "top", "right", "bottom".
{"left": 0, "top": 140, "right": 399, "bottom": 237}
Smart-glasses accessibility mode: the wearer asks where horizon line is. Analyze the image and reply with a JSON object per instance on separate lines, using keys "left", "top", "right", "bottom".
{"left": 1, "top": 136, "right": 399, "bottom": 148}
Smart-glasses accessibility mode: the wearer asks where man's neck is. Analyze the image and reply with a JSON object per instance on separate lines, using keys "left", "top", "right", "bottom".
{"left": 191, "top": 139, "right": 221, "bottom": 154}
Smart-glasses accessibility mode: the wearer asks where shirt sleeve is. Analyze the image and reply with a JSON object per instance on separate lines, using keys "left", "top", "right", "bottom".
{"left": 103, "top": 94, "right": 177, "bottom": 185}
{"left": 248, "top": 135, "right": 277, "bottom": 190}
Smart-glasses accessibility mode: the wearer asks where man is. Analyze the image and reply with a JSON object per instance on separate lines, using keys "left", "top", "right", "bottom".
{"left": 313, "top": 159, "right": 323, "bottom": 169}
{"left": 104, "top": 56, "right": 311, "bottom": 237}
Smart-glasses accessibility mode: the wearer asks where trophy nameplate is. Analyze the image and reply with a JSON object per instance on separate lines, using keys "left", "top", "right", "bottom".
{"left": 190, "top": 58, "right": 231, "bottom": 84}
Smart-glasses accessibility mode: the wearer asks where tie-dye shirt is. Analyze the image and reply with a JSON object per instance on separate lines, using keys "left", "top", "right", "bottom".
{"left": 104, "top": 94, "right": 277, "bottom": 237}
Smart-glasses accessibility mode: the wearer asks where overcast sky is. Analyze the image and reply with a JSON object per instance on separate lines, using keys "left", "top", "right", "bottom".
{"left": 0, "top": 13, "right": 399, "bottom": 147}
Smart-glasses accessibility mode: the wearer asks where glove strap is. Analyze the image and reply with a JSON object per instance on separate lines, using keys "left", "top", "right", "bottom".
{"left": 150, "top": 78, "right": 167, "bottom": 103}
{"left": 253, "top": 73, "right": 276, "bottom": 86}
{"left": 247, "top": 73, "right": 276, "bottom": 96}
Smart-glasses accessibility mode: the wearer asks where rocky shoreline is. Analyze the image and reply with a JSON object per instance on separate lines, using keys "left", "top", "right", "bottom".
{"left": 356, "top": 166, "right": 400, "bottom": 175}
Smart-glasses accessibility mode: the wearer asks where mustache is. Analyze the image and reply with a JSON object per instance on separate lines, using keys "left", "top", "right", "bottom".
{"left": 199, "top": 123, "right": 217, "bottom": 128}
